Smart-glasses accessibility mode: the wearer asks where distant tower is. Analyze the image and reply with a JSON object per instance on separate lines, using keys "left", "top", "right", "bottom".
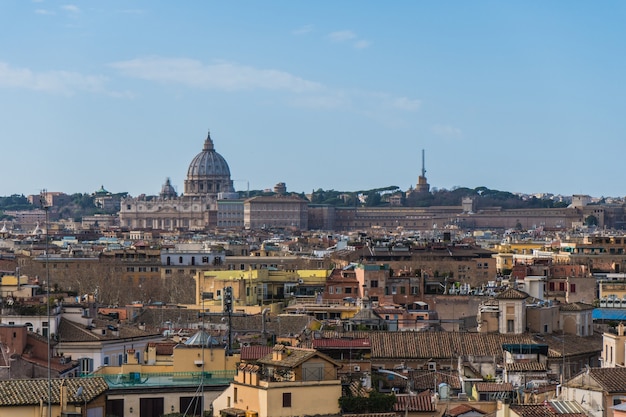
{"left": 415, "top": 149, "right": 430, "bottom": 194}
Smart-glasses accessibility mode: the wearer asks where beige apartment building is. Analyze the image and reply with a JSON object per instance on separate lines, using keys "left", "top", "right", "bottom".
{"left": 243, "top": 194, "right": 308, "bottom": 230}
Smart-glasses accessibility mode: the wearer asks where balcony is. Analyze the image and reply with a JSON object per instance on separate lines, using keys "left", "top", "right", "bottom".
{"left": 84, "top": 370, "right": 235, "bottom": 389}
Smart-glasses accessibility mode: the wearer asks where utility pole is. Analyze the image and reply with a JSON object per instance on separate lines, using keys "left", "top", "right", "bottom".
{"left": 224, "top": 286, "right": 233, "bottom": 354}
{"left": 40, "top": 189, "right": 52, "bottom": 417}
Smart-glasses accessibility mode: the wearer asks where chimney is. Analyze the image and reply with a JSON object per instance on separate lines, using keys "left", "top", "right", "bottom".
{"left": 619, "top": 322, "right": 625, "bottom": 336}
{"left": 126, "top": 349, "right": 138, "bottom": 364}
{"left": 272, "top": 345, "right": 287, "bottom": 361}
{"left": 60, "top": 380, "right": 68, "bottom": 412}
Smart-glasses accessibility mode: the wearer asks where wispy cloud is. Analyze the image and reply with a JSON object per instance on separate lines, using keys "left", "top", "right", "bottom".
{"left": 35, "top": 9, "right": 55, "bottom": 15}
{"left": 293, "top": 25, "right": 313, "bottom": 35}
{"left": 431, "top": 124, "right": 463, "bottom": 139}
{"left": 388, "top": 96, "right": 421, "bottom": 111}
{"left": 0, "top": 62, "right": 130, "bottom": 97}
{"left": 354, "top": 40, "right": 371, "bottom": 49}
{"left": 117, "top": 9, "right": 146, "bottom": 15}
{"left": 109, "top": 56, "right": 419, "bottom": 116}
{"left": 328, "top": 30, "right": 357, "bottom": 42}
{"left": 288, "top": 94, "right": 349, "bottom": 110}
{"left": 109, "top": 57, "right": 323, "bottom": 93}
{"left": 61, "top": 4, "right": 80, "bottom": 13}
{"left": 327, "top": 30, "right": 370, "bottom": 49}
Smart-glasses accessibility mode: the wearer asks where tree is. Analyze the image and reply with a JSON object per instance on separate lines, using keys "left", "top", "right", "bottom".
{"left": 584, "top": 215, "right": 598, "bottom": 227}
{"left": 339, "top": 391, "right": 397, "bottom": 413}
{"left": 365, "top": 191, "right": 381, "bottom": 207}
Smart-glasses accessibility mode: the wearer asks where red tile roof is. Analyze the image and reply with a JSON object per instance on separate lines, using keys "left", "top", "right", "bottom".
{"left": 240, "top": 345, "right": 273, "bottom": 361}
{"left": 449, "top": 404, "right": 487, "bottom": 417}
{"left": 510, "top": 404, "right": 558, "bottom": 417}
{"left": 394, "top": 391, "right": 435, "bottom": 412}
{"left": 475, "top": 382, "right": 514, "bottom": 392}
{"left": 588, "top": 368, "right": 626, "bottom": 393}
{"left": 313, "top": 338, "right": 371, "bottom": 349}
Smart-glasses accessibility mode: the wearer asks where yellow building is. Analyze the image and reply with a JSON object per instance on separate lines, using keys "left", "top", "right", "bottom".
{"left": 192, "top": 268, "right": 330, "bottom": 313}
{"left": 93, "top": 331, "right": 239, "bottom": 416}
{"left": 599, "top": 281, "right": 626, "bottom": 307}
{"left": 214, "top": 344, "right": 342, "bottom": 417}
{"left": 0, "top": 274, "right": 35, "bottom": 298}
{"left": 491, "top": 242, "right": 548, "bottom": 274}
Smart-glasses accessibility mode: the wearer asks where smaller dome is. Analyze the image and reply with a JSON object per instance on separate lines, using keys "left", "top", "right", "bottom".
{"left": 184, "top": 330, "right": 220, "bottom": 347}
{"left": 160, "top": 178, "right": 178, "bottom": 199}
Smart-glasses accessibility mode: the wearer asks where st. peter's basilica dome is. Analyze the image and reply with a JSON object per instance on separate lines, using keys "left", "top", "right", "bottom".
{"left": 184, "top": 131, "right": 234, "bottom": 197}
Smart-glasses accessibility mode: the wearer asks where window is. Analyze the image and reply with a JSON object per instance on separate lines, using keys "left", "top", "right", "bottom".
{"left": 282, "top": 392, "right": 292, "bottom": 407}
{"left": 371, "top": 280, "right": 378, "bottom": 288}
{"left": 400, "top": 286, "right": 406, "bottom": 294}
{"left": 392, "top": 286, "right": 397, "bottom": 295}
{"left": 345, "top": 287, "right": 352, "bottom": 294}
{"left": 570, "top": 283, "right": 576, "bottom": 293}
{"left": 507, "top": 319, "right": 515, "bottom": 333}
{"left": 80, "top": 357, "right": 93, "bottom": 375}
{"left": 104, "top": 356, "right": 110, "bottom": 365}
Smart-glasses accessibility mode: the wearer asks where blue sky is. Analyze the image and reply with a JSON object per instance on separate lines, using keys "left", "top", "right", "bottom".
{"left": 1, "top": 1, "right": 625, "bottom": 198}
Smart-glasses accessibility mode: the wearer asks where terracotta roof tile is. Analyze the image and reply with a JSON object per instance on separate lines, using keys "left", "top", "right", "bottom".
{"left": 559, "top": 302, "right": 594, "bottom": 312}
{"left": 367, "top": 332, "right": 601, "bottom": 360}
{"left": 588, "top": 368, "right": 626, "bottom": 393}
{"left": 510, "top": 404, "right": 558, "bottom": 417}
{"left": 258, "top": 345, "right": 322, "bottom": 368}
{"left": 449, "top": 404, "right": 487, "bottom": 417}
{"left": 410, "top": 370, "right": 461, "bottom": 391}
{"left": 240, "top": 345, "right": 273, "bottom": 361}
{"left": 496, "top": 288, "right": 530, "bottom": 300}
{"left": 505, "top": 362, "right": 548, "bottom": 372}
{"left": 155, "top": 342, "right": 176, "bottom": 355}
{"left": 57, "top": 317, "right": 159, "bottom": 342}
{"left": 475, "top": 382, "right": 514, "bottom": 392}
{"left": 0, "top": 377, "right": 108, "bottom": 406}
{"left": 313, "top": 338, "right": 371, "bottom": 349}
{"left": 394, "top": 391, "right": 435, "bottom": 412}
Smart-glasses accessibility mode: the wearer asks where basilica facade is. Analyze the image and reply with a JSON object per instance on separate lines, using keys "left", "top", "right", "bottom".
{"left": 119, "top": 131, "right": 236, "bottom": 231}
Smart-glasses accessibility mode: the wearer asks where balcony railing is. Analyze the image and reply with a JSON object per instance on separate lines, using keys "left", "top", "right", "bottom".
{"left": 83, "top": 370, "right": 235, "bottom": 388}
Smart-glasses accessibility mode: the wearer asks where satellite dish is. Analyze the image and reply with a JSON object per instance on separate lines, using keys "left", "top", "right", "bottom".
{"left": 76, "top": 386, "right": 83, "bottom": 397}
